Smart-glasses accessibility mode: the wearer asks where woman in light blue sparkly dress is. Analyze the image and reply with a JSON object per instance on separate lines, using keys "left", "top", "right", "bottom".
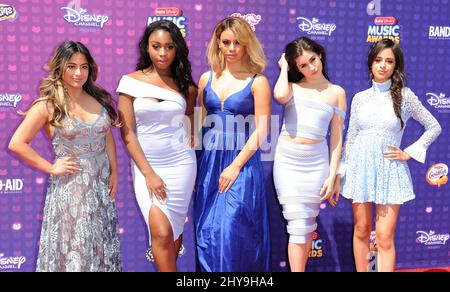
{"left": 8, "top": 41, "right": 121, "bottom": 272}
{"left": 338, "top": 39, "right": 441, "bottom": 272}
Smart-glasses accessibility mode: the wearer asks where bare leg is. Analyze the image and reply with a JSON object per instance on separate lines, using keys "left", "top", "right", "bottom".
{"left": 352, "top": 202, "right": 373, "bottom": 272}
{"left": 288, "top": 238, "right": 312, "bottom": 272}
{"left": 149, "top": 206, "right": 177, "bottom": 272}
{"left": 375, "top": 204, "right": 400, "bottom": 272}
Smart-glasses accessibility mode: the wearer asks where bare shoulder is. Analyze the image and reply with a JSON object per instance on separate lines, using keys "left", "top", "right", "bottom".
{"left": 126, "top": 70, "right": 146, "bottom": 82}
{"left": 29, "top": 99, "right": 53, "bottom": 118}
{"left": 198, "top": 71, "right": 211, "bottom": 90}
{"left": 330, "top": 84, "right": 346, "bottom": 97}
{"left": 252, "top": 74, "right": 270, "bottom": 89}
{"left": 251, "top": 75, "right": 271, "bottom": 105}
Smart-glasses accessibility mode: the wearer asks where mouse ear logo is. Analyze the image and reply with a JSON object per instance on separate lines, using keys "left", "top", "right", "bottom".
{"left": 426, "top": 163, "right": 448, "bottom": 187}
{"left": 230, "top": 13, "right": 262, "bottom": 31}
{"left": 366, "top": 0, "right": 381, "bottom": 16}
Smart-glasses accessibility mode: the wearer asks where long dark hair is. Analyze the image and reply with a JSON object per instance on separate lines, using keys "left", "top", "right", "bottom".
{"left": 137, "top": 20, "right": 197, "bottom": 98}
{"left": 284, "top": 36, "right": 329, "bottom": 83}
{"left": 31, "top": 40, "right": 118, "bottom": 127}
{"left": 368, "top": 38, "right": 405, "bottom": 129}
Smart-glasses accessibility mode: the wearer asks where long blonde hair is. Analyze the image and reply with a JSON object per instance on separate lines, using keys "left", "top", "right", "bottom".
{"left": 29, "top": 41, "right": 118, "bottom": 127}
{"left": 207, "top": 17, "right": 266, "bottom": 75}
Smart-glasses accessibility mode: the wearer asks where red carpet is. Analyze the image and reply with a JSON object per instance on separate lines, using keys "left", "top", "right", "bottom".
{"left": 396, "top": 266, "right": 450, "bottom": 272}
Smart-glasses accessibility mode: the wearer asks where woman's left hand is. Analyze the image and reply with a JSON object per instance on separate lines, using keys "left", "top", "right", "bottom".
{"left": 218, "top": 163, "right": 242, "bottom": 193}
{"left": 384, "top": 144, "right": 411, "bottom": 161}
{"left": 108, "top": 172, "right": 118, "bottom": 201}
{"left": 320, "top": 177, "right": 338, "bottom": 206}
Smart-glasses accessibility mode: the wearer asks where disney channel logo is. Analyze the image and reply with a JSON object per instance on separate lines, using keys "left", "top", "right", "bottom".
{"left": 147, "top": 7, "right": 188, "bottom": 38}
{"left": 297, "top": 17, "right": 337, "bottom": 37}
{"left": 416, "top": 230, "right": 449, "bottom": 246}
{"left": 0, "top": 4, "right": 17, "bottom": 22}
{"left": 427, "top": 92, "right": 450, "bottom": 112}
{"left": 0, "top": 253, "right": 26, "bottom": 270}
{"left": 60, "top": 6, "right": 109, "bottom": 28}
{"left": 0, "top": 93, "right": 22, "bottom": 110}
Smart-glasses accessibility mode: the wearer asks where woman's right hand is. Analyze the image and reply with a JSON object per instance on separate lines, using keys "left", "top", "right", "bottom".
{"left": 50, "top": 157, "right": 81, "bottom": 176}
{"left": 145, "top": 173, "right": 167, "bottom": 202}
{"left": 278, "top": 53, "right": 289, "bottom": 70}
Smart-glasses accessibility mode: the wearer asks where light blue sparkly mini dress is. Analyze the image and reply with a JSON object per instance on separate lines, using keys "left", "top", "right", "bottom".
{"left": 340, "top": 80, "right": 441, "bottom": 205}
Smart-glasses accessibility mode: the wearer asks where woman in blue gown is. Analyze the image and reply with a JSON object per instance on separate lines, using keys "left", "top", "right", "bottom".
{"left": 194, "top": 17, "right": 271, "bottom": 272}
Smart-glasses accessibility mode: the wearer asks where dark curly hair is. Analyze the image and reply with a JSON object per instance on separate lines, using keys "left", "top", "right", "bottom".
{"left": 137, "top": 20, "right": 197, "bottom": 98}
{"left": 284, "top": 36, "right": 329, "bottom": 83}
{"left": 368, "top": 38, "right": 405, "bottom": 129}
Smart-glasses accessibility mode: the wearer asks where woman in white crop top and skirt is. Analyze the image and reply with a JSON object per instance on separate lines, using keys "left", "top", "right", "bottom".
{"left": 273, "top": 37, "right": 347, "bottom": 272}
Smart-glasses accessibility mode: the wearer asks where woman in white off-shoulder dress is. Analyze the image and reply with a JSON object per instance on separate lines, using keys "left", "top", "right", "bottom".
{"left": 117, "top": 20, "right": 197, "bottom": 272}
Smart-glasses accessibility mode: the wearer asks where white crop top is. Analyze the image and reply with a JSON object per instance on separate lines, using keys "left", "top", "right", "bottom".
{"left": 280, "top": 94, "right": 346, "bottom": 140}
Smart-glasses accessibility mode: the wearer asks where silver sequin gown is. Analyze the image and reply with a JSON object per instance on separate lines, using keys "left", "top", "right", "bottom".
{"left": 36, "top": 107, "right": 121, "bottom": 272}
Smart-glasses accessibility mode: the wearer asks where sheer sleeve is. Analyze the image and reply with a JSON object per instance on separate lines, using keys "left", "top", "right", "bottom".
{"left": 337, "top": 93, "right": 363, "bottom": 176}
{"left": 402, "top": 88, "right": 442, "bottom": 163}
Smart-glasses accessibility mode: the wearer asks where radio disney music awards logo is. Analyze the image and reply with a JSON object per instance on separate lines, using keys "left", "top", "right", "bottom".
{"left": 308, "top": 231, "right": 324, "bottom": 258}
{"left": 429, "top": 25, "right": 450, "bottom": 40}
{"left": 366, "top": 16, "right": 401, "bottom": 43}
{"left": 425, "top": 163, "right": 448, "bottom": 188}
{"left": 416, "top": 230, "right": 449, "bottom": 248}
{"left": 0, "top": 178, "right": 24, "bottom": 194}
{"left": 0, "top": 253, "right": 26, "bottom": 271}
{"left": 230, "top": 13, "right": 261, "bottom": 31}
{"left": 427, "top": 92, "right": 450, "bottom": 113}
{"left": 0, "top": 4, "right": 18, "bottom": 22}
{"left": 60, "top": 0, "right": 109, "bottom": 29}
{"left": 147, "top": 7, "right": 188, "bottom": 38}
{"left": 0, "top": 93, "right": 22, "bottom": 111}
{"left": 366, "top": 0, "right": 381, "bottom": 16}
{"left": 297, "top": 17, "right": 337, "bottom": 39}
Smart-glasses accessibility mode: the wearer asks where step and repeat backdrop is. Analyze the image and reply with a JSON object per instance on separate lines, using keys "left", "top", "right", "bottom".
{"left": 0, "top": 0, "right": 448, "bottom": 272}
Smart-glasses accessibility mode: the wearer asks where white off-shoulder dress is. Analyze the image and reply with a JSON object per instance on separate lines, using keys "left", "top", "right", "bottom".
{"left": 117, "top": 75, "right": 196, "bottom": 258}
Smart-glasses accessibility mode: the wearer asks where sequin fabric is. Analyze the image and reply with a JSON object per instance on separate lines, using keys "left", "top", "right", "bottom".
{"left": 36, "top": 108, "right": 122, "bottom": 272}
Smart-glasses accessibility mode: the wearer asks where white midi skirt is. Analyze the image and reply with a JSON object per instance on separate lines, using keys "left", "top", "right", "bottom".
{"left": 132, "top": 135, "right": 196, "bottom": 249}
{"left": 273, "top": 138, "right": 329, "bottom": 244}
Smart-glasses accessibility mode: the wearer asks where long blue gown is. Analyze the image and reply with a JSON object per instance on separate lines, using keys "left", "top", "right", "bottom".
{"left": 194, "top": 72, "right": 271, "bottom": 272}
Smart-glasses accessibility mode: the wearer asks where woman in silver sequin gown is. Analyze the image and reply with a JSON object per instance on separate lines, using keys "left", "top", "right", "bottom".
{"left": 8, "top": 41, "right": 121, "bottom": 272}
